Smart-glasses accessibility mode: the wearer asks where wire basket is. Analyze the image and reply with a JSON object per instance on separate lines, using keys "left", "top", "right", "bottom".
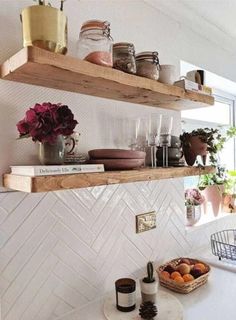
{"left": 211, "top": 229, "right": 236, "bottom": 261}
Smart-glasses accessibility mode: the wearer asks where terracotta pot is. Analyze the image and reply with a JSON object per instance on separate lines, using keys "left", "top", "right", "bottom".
{"left": 202, "top": 185, "right": 224, "bottom": 216}
{"left": 183, "top": 136, "right": 208, "bottom": 166}
{"left": 222, "top": 194, "right": 236, "bottom": 213}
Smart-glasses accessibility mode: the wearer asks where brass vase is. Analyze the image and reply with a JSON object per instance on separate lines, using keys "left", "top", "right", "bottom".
{"left": 21, "top": 5, "right": 67, "bottom": 54}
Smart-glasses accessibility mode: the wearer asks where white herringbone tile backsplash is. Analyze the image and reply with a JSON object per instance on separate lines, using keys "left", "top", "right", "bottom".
{"left": 1, "top": 180, "right": 236, "bottom": 320}
{"left": 1, "top": 1, "right": 236, "bottom": 319}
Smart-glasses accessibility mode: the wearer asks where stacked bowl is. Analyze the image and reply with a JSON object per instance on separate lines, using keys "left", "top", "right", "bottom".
{"left": 88, "top": 149, "right": 146, "bottom": 170}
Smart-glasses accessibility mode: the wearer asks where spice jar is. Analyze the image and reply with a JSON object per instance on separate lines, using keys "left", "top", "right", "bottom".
{"left": 135, "top": 51, "right": 160, "bottom": 80}
{"left": 115, "top": 278, "right": 136, "bottom": 312}
{"left": 113, "top": 42, "right": 136, "bottom": 74}
{"left": 77, "top": 20, "right": 113, "bottom": 67}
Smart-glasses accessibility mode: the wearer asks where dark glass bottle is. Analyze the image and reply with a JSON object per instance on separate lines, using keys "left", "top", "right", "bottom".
{"left": 115, "top": 278, "right": 136, "bottom": 312}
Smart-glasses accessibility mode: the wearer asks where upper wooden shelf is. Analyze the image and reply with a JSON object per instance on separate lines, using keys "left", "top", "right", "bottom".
{"left": 0, "top": 47, "right": 214, "bottom": 110}
{"left": 3, "top": 166, "right": 215, "bottom": 193}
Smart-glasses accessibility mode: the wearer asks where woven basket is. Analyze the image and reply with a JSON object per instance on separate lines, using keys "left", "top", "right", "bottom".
{"left": 157, "top": 257, "right": 210, "bottom": 294}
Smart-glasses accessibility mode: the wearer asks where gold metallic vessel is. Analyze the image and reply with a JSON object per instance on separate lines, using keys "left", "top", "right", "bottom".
{"left": 21, "top": 5, "right": 67, "bottom": 54}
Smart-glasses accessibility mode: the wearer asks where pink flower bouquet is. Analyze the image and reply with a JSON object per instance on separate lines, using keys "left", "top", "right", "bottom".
{"left": 185, "top": 188, "right": 205, "bottom": 206}
{"left": 17, "top": 102, "right": 78, "bottom": 144}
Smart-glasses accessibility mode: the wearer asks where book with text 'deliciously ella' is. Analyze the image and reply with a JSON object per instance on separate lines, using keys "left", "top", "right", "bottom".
{"left": 10, "top": 164, "right": 104, "bottom": 176}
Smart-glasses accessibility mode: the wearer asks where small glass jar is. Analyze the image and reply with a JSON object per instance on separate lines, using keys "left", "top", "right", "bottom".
{"left": 113, "top": 42, "right": 136, "bottom": 74}
{"left": 135, "top": 51, "right": 160, "bottom": 80}
{"left": 77, "top": 20, "right": 113, "bottom": 67}
{"left": 115, "top": 278, "right": 136, "bottom": 312}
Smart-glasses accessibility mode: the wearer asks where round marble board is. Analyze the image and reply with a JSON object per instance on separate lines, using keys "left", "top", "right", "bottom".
{"left": 103, "top": 289, "right": 183, "bottom": 320}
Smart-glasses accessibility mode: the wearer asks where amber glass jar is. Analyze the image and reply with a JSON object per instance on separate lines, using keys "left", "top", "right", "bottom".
{"left": 77, "top": 20, "right": 113, "bottom": 67}
{"left": 113, "top": 42, "right": 136, "bottom": 74}
{"left": 115, "top": 278, "right": 136, "bottom": 312}
{"left": 135, "top": 51, "right": 160, "bottom": 80}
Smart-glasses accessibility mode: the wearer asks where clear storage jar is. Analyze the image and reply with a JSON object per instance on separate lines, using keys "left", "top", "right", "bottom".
{"left": 77, "top": 20, "right": 113, "bottom": 67}
{"left": 113, "top": 42, "right": 136, "bottom": 74}
{"left": 135, "top": 51, "right": 160, "bottom": 80}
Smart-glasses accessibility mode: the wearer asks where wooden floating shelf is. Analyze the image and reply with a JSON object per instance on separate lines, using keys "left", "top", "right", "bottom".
{"left": 3, "top": 166, "right": 215, "bottom": 193}
{"left": 0, "top": 47, "right": 214, "bottom": 110}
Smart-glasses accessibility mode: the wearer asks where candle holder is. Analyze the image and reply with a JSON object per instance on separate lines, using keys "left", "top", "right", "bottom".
{"left": 115, "top": 278, "right": 136, "bottom": 312}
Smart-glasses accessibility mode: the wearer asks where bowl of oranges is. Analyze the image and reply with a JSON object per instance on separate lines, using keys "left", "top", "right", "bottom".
{"left": 157, "top": 257, "right": 210, "bottom": 294}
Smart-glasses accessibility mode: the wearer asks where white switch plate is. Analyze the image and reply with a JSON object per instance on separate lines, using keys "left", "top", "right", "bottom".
{"left": 136, "top": 211, "right": 156, "bottom": 233}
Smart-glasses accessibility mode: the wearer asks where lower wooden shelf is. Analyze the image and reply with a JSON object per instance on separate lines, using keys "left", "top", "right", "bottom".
{"left": 3, "top": 166, "right": 215, "bottom": 193}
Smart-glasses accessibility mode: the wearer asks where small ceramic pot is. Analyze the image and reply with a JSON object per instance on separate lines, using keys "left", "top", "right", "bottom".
{"left": 222, "top": 194, "right": 236, "bottom": 213}
{"left": 159, "top": 64, "right": 176, "bottom": 85}
{"left": 202, "top": 185, "right": 224, "bottom": 217}
{"left": 186, "top": 205, "right": 201, "bottom": 226}
{"left": 182, "top": 135, "right": 208, "bottom": 166}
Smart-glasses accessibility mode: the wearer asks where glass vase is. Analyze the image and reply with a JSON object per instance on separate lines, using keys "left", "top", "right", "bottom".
{"left": 38, "top": 135, "right": 65, "bottom": 165}
{"left": 186, "top": 205, "right": 201, "bottom": 226}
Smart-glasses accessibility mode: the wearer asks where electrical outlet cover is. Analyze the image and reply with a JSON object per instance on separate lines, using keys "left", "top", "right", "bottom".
{"left": 136, "top": 211, "right": 156, "bottom": 233}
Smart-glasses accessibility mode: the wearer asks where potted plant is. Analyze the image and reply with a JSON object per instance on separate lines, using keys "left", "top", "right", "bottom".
{"left": 198, "top": 167, "right": 226, "bottom": 216}
{"left": 222, "top": 170, "right": 236, "bottom": 213}
{"left": 195, "top": 127, "right": 236, "bottom": 216}
{"left": 185, "top": 188, "right": 205, "bottom": 226}
{"left": 180, "top": 128, "right": 222, "bottom": 166}
{"left": 140, "top": 262, "right": 158, "bottom": 304}
{"left": 16, "top": 102, "right": 78, "bottom": 165}
{"left": 21, "top": 0, "right": 67, "bottom": 54}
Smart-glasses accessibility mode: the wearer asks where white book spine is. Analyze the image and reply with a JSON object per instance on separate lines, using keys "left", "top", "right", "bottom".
{"left": 10, "top": 165, "right": 104, "bottom": 176}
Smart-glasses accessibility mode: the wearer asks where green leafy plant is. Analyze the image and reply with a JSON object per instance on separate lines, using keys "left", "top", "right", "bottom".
{"left": 143, "top": 261, "right": 155, "bottom": 283}
{"left": 181, "top": 127, "right": 236, "bottom": 190}
{"left": 180, "top": 128, "right": 222, "bottom": 166}
{"left": 223, "top": 170, "right": 236, "bottom": 195}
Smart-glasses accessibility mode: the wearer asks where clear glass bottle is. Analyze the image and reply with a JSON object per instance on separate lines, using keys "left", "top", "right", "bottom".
{"left": 77, "top": 20, "right": 113, "bottom": 67}
{"left": 113, "top": 42, "right": 136, "bottom": 74}
{"left": 135, "top": 51, "right": 160, "bottom": 80}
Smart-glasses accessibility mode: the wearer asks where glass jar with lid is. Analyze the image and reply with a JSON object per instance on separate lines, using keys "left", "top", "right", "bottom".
{"left": 113, "top": 42, "right": 136, "bottom": 74}
{"left": 135, "top": 51, "right": 160, "bottom": 80}
{"left": 77, "top": 20, "right": 113, "bottom": 67}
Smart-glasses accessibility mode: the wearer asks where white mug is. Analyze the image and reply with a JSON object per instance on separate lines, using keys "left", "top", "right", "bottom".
{"left": 158, "top": 64, "right": 176, "bottom": 85}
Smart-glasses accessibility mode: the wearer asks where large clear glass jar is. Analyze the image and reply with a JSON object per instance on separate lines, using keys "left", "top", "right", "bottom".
{"left": 113, "top": 42, "right": 136, "bottom": 74}
{"left": 135, "top": 51, "right": 160, "bottom": 80}
{"left": 77, "top": 20, "right": 113, "bottom": 67}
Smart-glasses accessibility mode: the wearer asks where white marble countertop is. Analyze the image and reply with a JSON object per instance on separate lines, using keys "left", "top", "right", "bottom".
{"left": 57, "top": 264, "right": 236, "bottom": 320}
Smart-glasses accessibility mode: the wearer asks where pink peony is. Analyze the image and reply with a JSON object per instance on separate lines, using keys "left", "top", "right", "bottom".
{"left": 16, "top": 102, "right": 78, "bottom": 144}
{"left": 185, "top": 188, "right": 205, "bottom": 206}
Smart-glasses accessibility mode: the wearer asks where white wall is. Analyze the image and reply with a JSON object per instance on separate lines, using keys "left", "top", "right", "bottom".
{"left": 0, "top": 1, "right": 236, "bottom": 320}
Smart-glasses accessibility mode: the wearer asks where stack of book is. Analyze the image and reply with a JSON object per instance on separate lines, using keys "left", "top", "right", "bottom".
{"left": 10, "top": 164, "right": 104, "bottom": 176}
{"left": 174, "top": 79, "right": 212, "bottom": 96}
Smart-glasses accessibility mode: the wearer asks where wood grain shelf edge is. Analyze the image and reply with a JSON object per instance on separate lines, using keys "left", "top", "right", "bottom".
{"left": 0, "top": 47, "right": 214, "bottom": 110}
{"left": 3, "top": 166, "right": 215, "bottom": 193}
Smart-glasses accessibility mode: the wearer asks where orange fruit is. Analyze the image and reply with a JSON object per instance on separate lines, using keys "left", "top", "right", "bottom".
{"left": 194, "top": 263, "right": 206, "bottom": 273}
{"left": 160, "top": 271, "right": 170, "bottom": 279}
{"left": 174, "top": 276, "right": 184, "bottom": 283}
{"left": 183, "top": 274, "right": 194, "bottom": 282}
{"left": 170, "top": 271, "right": 181, "bottom": 280}
{"left": 177, "top": 263, "right": 191, "bottom": 275}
